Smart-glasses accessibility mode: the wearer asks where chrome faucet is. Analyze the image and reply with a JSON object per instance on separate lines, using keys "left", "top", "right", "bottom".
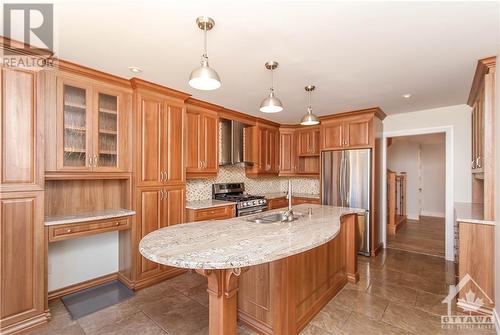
{"left": 281, "top": 180, "right": 295, "bottom": 222}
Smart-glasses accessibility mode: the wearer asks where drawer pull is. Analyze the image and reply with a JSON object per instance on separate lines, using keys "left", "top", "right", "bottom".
{"left": 66, "top": 228, "right": 72, "bottom": 233}
{"left": 115, "top": 222, "right": 120, "bottom": 226}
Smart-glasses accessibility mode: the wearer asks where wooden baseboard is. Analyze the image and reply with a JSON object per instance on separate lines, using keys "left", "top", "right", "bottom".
{"left": 48, "top": 272, "right": 118, "bottom": 301}
{"left": 132, "top": 268, "right": 187, "bottom": 291}
{"left": 238, "top": 311, "right": 273, "bottom": 335}
{"left": 0, "top": 311, "right": 50, "bottom": 335}
{"left": 371, "top": 242, "right": 383, "bottom": 257}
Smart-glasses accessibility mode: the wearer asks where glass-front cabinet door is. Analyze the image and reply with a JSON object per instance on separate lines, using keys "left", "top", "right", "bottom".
{"left": 94, "top": 90, "right": 120, "bottom": 171}
{"left": 57, "top": 78, "right": 93, "bottom": 171}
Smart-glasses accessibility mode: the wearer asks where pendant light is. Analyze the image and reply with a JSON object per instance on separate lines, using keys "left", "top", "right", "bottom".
{"left": 189, "top": 16, "right": 221, "bottom": 90}
{"left": 300, "top": 85, "right": 320, "bottom": 126}
{"left": 260, "top": 61, "right": 283, "bottom": 113}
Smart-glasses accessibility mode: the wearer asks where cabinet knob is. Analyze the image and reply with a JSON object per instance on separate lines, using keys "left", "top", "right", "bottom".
{"left": 115, "top": 222, "right": 120, "bottom": 226}
{"left": 66, "top": 228, "right": 72, "bottom": 233}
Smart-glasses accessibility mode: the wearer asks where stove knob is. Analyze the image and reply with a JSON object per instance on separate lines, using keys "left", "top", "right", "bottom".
{"left": 243, "top": 202, "right": 248, "bottom": 207}
{"left": 253, "top": 200, "right": 258, "bottom": 206}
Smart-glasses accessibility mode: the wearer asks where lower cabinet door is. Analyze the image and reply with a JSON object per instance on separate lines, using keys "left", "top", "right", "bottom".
{"left": 137, "top": 188, "right": 162, "bottom": 278}
{"left": 0, "top": 191, "right": 45, "bottom": 329}
{"left": 137, "top": 186, "right": 185, "bottom": 279}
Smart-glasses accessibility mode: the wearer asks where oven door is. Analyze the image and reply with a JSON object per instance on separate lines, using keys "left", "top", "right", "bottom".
{"left": 238, "top": 206, "right": 268, "bottom": 217}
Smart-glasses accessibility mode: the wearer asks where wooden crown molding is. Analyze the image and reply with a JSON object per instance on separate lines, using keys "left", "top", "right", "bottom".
{"left": 468, "top": 56, "right": 496, "bottom": 106}
{"left": 319, "top": 107, "right": 386, "bottom": 121}
{"left": 0, "top": 35, "right": 54, "bottom": 57}
{"left": 57, "top": 59, "right": 132, "bottom": 89}
{"left": 130, "top": 77, "right": 191, "bottom": 101}
{"left": 186, "top": 97, "right": 224, "bottom": 112}
{"left": 219, "top": 108, "right": 257, "bottom": 126}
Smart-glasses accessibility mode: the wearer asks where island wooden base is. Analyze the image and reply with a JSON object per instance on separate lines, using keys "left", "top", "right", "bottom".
{"left": 196, "top": 213, "right": 358, "bottom": 335}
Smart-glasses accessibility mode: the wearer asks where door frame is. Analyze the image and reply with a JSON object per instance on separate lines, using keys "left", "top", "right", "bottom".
{"left": 382, "top": 126, "right": 454, "bottom": 261}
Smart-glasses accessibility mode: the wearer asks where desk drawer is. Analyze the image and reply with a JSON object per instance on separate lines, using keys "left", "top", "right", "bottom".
{"left": 48, "top": 217, "right": 131, "bottom": 242}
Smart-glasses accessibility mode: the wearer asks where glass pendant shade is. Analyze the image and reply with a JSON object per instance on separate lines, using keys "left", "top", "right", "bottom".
{"left": 189, "top": 58, "right": 221, "bottom": 91}
{"left": 260, "top": 90, "right": 283, "bottom": 113}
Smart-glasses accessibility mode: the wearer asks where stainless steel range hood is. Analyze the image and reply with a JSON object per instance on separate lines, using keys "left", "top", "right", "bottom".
{"left": 219, "top": 119, "right": 252, "bottom": 166}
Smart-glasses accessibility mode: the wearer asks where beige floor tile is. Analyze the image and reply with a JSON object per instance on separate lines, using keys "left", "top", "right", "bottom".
{"left": 332, "top": 288, "right": 389, "bottom": 321}
{"left": 84, "top": 312, "right": 165, "bottom": 335}
{"left": 27, "top": 323, "right": 86, "bottom": 335}
{"left": 140, "top": 289, "right": 209, "bottom": 335}
{"left": 342, "top": 312, "right": 409, "bottom": 335}
{"left": 300, "top": 323, "right": 340, "bottom": 335}
{"left": 382, "top": 301, "right": 445, "bottom": 335}
{"left": 366, "top": 280, "right": 418, "bottom": 305}
{"left": 77, "top": 299, "right": 139, "bottom": 334}
{"left": 310, "top": 300, "right": 351, "bottom": 332}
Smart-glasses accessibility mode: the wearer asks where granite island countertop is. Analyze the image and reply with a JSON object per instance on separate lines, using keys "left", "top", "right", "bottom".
{"left": 186, "top": 199, "right": 237, "bottom": 210}
{"left": 455, "top": 202, "right": 494, "bottom": 225}
{"left": 139, "top": 204, "right": 364, "bottom": 270}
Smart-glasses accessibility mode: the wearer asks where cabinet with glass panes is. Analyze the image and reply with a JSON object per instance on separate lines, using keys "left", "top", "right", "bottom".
{"left": 51, "top": 75, "right": 131, "bottom": 173}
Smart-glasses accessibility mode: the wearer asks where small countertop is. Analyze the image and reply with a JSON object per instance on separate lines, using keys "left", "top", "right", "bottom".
{"left": 455, "top": 202, "right": 495, "bottom": 225}
{"left": 45, "top": 209, "right": 136, "bottom": 226}
{"left": 186, "top": 199, "right": 237, "bottom": 210}
{"left": 140, "top": 204, "right": 364, "bottom": 270}
{"left": 258, "top": 192, "right": 320, "bottom": 200}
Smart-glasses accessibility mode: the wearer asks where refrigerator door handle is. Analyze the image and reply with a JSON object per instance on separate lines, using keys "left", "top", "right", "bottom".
{"left": 345, "top": 153, "right": 350, "bottom": 207}
{"left": 339, "top": 152, "right": 345, "bottom": 207}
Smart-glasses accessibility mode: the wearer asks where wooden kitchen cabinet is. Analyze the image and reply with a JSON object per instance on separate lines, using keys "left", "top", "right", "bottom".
{"left": 468, "top": 56, "right": 496, "bottom": 220}
{"left": 297, "top": 127, "right": 320, "bottom": 155}
{"left": 135, "top": 186, "right": 186, "bottom": 284}
{"left": 246, "top": 121, "right": 280, "bottom": 177}
{"left": 0, "top": 66, "right": 48, "bottom": 334}
{"left": 268, "top": 197, "right": 288, "bottom": 210}
{"left": 124, "top": 79, "right": 189, "bottom": 290}
{"left": 45, "top": 73, "right": 132, "bottom": 174}
{"left": 279, "top": 129, "right": 296, "bottom": 175}
{"left": 321, "top": 113, "right": 373, "bottom": 150}
{"left": 186, "top": 98, "right": 219, "bottom": 179}
{"left": 134, "top": 82, "right": 186, "bottom": 186}
{"left": 186, "top": 204, "right": 236, "bottom": 222}
{"left": 0, "top": 67, "right": 44, "bottom": 192}
{"left": 292, "top": 196, "right": 321, "bottom": 205}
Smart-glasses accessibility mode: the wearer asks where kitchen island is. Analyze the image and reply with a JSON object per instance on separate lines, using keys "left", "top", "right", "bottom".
{"left": 140, "top": 204, "right": 362, "bottom": 335}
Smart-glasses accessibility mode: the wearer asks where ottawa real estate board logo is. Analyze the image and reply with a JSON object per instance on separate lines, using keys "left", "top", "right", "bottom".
{"left": 441, "top": 273, "right": 494, "bottom": 330}
{"left": 2, "top": 3, "right": 55, "bottom": 69}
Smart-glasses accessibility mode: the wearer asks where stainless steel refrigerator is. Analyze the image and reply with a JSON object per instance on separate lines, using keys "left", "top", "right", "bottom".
{"left": 321, "top": 149, "right": 371, "bottom": 256}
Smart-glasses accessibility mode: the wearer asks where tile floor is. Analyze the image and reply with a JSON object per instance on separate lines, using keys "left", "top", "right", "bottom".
{"left": 28, "top": 249, "right": 495, "bottom": 335}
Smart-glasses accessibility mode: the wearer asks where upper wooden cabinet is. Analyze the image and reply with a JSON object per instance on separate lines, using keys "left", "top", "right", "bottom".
{"left": 185, "top": 99, "right": 219, "bottom": 179}
{"left": 133, "top": 79, "right": 187, "bottom": 186}
{"left": 321, "top": 112, "right": 374, "bottom": 150}
{"left": 297, "top": 127, "right": 320, "bottom": 156}
{"left": 279, "top": 129, "right": 296, "bottom": 175}
{"left": 246, "top": 121, "right": 280, "bottom": 177}
{"left": 468, "top": 56, "right": 496, "bottom": 220}
{"left": 45, "top": 72, "right": 132, "bottom": 174}
{"left": 0, "top": 67, "right": 43, "bottom": 192}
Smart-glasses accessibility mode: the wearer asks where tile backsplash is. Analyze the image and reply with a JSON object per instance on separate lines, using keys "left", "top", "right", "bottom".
{"left": 186, "top": 165, "right": 320, "bottom": 201}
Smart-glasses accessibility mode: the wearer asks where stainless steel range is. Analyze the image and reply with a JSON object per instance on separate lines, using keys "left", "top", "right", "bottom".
{"left": 212, "top": 183, "right": 267, "bottom": 216}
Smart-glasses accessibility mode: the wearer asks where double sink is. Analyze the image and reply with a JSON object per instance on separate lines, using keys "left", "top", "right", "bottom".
{"left": 247, "top": 212, "right": 304, "bottom": 224}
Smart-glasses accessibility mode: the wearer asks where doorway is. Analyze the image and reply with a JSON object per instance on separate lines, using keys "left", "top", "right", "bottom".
{"left": 383, "top": 131, "right": 448, "bottom": 258}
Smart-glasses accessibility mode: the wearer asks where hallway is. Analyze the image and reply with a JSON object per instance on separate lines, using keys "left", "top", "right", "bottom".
{"left": 387, "top": 216, "right": 445, "bottom": 258}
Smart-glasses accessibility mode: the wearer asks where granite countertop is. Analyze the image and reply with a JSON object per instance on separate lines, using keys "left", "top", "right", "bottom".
{"left": 45, "top": 209, "right": 136, "bottom": 226}
{"left": 139, "top": 204, "right": 364, "bottom": 270}
{"left": 186, "top": 199, "right": 237, "bottom": 210}
{"left": 455, "top": 202, "right": 495, "bottom": 225}
{"left": 257, "top": 192, "right": 320, "bottom": 200}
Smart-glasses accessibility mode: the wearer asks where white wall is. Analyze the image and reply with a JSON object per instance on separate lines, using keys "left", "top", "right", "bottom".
{"left": 384, "top": 104, "right": 471, "bottom": 202}
{"left": 421, "top": 143, "right": 446, "bottom": 217}
{"left": 48, "top": 232, "right": 118, "bottom": 291}
{"left": 387, "top": 140, "right": 421, "bottom": 219}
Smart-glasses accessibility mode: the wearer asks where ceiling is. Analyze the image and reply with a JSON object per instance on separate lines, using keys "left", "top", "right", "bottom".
{"left": 28, "top": 1, "right": 500, "bottom": 123}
